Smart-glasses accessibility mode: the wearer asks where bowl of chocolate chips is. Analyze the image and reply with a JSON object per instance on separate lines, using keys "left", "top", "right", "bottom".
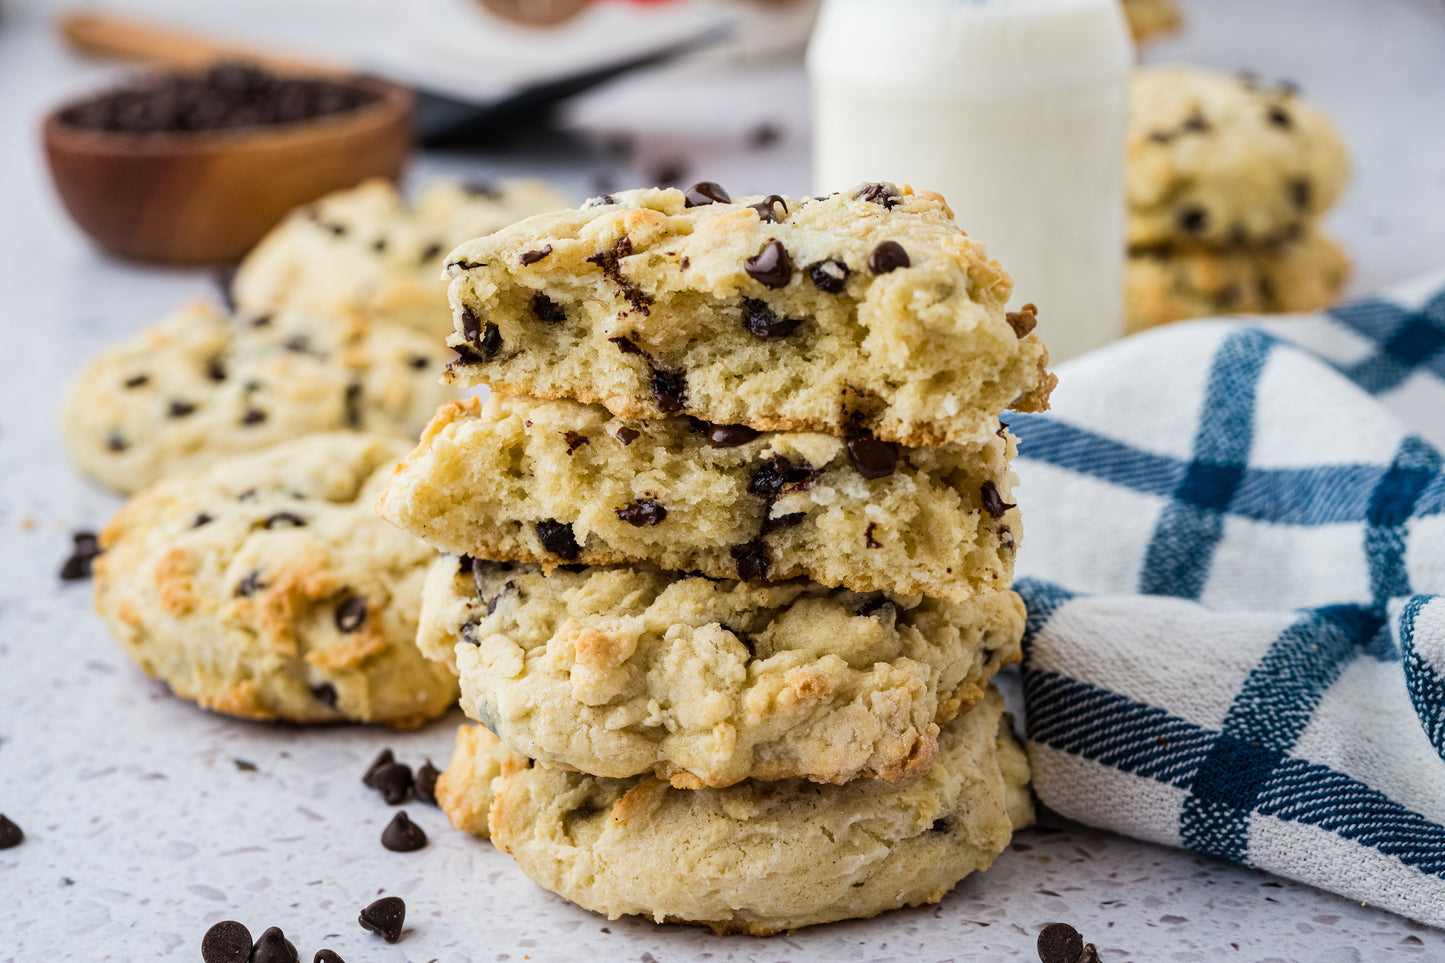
{"left": 44, "top": 62, "right": 412, "bottom": 263}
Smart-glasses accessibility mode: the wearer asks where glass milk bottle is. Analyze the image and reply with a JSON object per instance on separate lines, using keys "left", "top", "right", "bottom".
{"left": 808, "top": 0, "right": 1131, "bottom": 363}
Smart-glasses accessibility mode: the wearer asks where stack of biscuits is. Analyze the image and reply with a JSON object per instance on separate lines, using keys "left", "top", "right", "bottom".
{"left": 1125, "top": 65, "right": 1351, "bottom": 332}
{"left": 376, "top": 181, "right": 1056, "bottom": 933}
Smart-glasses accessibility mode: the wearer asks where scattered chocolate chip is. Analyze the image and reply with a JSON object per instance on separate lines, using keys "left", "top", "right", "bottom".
{"left": 563, "top": 431, "right": 589, "bottom": 454}
{"left": 748, "top": 122, "right": 781, "bottom": 147}
{"left": 461, "top": 307, "right": 503, "bottom": 358}
{"left": 1148, "top": 130, "right": 1172, "bottom": 144}
{"left": 484, "top": 580, "right": 517, "bottom": 616}
{"left": 1267, "top": 105, "right": 1292, "bottom": 128}
{"left": 980, "top": 481, "right": 1016, "bottom": 519}
{"left": 236, "top": 570, "right": 266, "bottom": 597}
{"left": 233, "top": 758, "right": 257, "bottom": 772}
{"left": 761, "top": 511, "right": 806, "bottom": 534}
{"left": 519, "top": 245, "right": 553, "bottom": 266}
{"left": 706, "top": 423, "right": 759, "bottom": 448}
{"left": 381, "top": 811, "right": 428, "bottom": 852}
{"left": 999, "top": 525, "right": 1016, "bottom": 552}
{"left": 610, "top": 335, "right": 645, "bottom": 356}
{"left": 314, "top": 951, "right": 345, "bottom": 963}
{"left": 868, "top": 240, "right": 910, "bottom": 274}
{"left": 408, "top": 354, "right": 429, "bottom": 370}
{"left": 1290, "top": 178, "right": 1312, "bottom": 210}
{"left": 193, "top": 513, "right": 213, "bottom": 527}
{"left": 204, "top": 356, "right": 227, "bottom": 382}
{"left": 335, "top": 596, "right": 368, "bottom": 633}
{"left": 744, "top": 239, "right": 792, "bottom": 288}
{"left": 251, "top": 314, "right": 273, "bottom": 328}
{"left": 1181, "top": 111, "right": 1209, "bottom": 133}
{"left": 855, "top": 182, "right": 901, "bottom": 208}
{"left": 371, "top": 237, "right": 387, "bottom": 253}
{"left": 535, "top": 520, "right": 581, "bottom": 560}
{"left": 168, "top": 399, "right": 196, "bottom": 417}
{"left": 123, "top": 373, "right": 149, "bottom": 388}
{"left": 343, "top": 382, "right": 363, "bottom": 429}
{"left": 319, "top": 221, "right": 347, "bottom": 237}
{"left": 616, "top": 499, "right": 667, "bottom": 526}
{"left": 748, "top": 194, "right": 787, "bottom": 223}
{"left": 587, "top": 236, "right": 652, "bottom": 314}
{"left": 1037, "top": 922, "right": 1084, "bottom": 963}
{"left": 456, "top": 554, "right": 476, "bottom": 576}
{"left": 806, "top": 259, "right": 850, "bottom": 293}
{"left": 650, "top": 364, "right": 688, "bottom": 412}
{"left": 263, "top": 512, "right": 306, "bottom": 529}
{"left": 282, "top": 334, "right": 310, "bottom": 353}
{"left": 1006, "top": 303, "right": 1039, "bottom": 338}
{"left": 105, "top": 430, "right": 127, "bottom": 452}
{"left": 0, "top": 814, "right": 23, "bottom": 849}
{"left": 414, "top": 760, "right": 439, "bottom": 806}
{"left": 865, "top": 522, "right": 881, "bottom": 548}
{"left": 200, "top": 920, "right": 252, "bottom": 963}
{"left": 929, "top": 818, "right": 950, "bottom": 834}
{"left": 732, "top": 541, "right": 771, "bottom": 581}
{"left": 528, "top": 292, "right": 566, "bottom": 324}
{"left": 372, "top": 762, "right": 413, "bottom": 805}
{"left": 311, "top": 683, "right": 338, "bottom": 708}
{"left": 419, "top": 242, "right": 443, "bottom": 263}
{"left": 741, "top": 298, "right": 800, "bottom": 339}
{"left": 358, "top": 896, "right": 406, "bottom": 944}
{"left": 1178, "top": 206, "right": 1208, "bottom": 235}
{"left": 251, "top": 926, "right": 300, "bottom": 963}
{"left": 241, "top": 408, "right": 266, "bottom": 426}
{"left": 362, "top": 749, "right": 395, "bottom": 788}
{"left": 59, "top": 531, "right": 101, "bottom": 581}
{"left": 683, "top": 181, "right": 731, "bottom": 207}
{"left": 651, "top": 159, "right": 689, "bottom": 186}
{"left": 749, "top": 457, "right": 818, "bottom": 497}
{"left": 680, "top": 255, "right": 690, "bottom": 270}
{"left": 615, "top": 426, "right": 640, "bottom": 446}
{"left": 846, "top": 434, "right": 899, "bottom": 479}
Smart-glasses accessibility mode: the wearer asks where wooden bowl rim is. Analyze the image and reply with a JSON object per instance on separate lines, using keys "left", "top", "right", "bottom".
{"left": 42, "top": 72, "right": 412, "bottom": 157}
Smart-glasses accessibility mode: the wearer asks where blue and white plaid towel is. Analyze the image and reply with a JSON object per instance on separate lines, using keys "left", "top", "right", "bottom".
{"left": 1010, "top": 269, "right": 1445, "bottom": 929}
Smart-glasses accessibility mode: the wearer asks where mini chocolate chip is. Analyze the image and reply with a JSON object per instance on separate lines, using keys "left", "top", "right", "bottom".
{"left": 615, "top": 426, "right": 640, "bottom": 445}
{"left": 251, "top": 314, "right": 273, "bottom": 328}
{"left": 532, "top": 293, "right": 566, "bottom": 323}
{"left": 206, "top": 358, "right": 228, "bottom": 381}
{"left": 762, "top": 511, "right": 806, "bottom": 534}
{"left": 611, "top": 335, "right": 646, "bottom": 356}
{"left": 251, "top": 926, "right": 300, "bottom": 963}
{"left": 283, "top": 334, "right": 310, "bottom": 353}
{"left": 0, "top": 814, "right": 23, "bottom": 849}
{"left": 684, "top": 181, "right": 731, "bottom": 207}
{"left": 707, "top": 424, "right": 759, "bottom": 448}
{"left": 321, "top": 221, "right": 347, "bottom": 237}
{"left": 193, "top": 513, "right": 213, "bottom": 527}
{"left": 749, "top": 195, "right": 787, "bottom": 223}
{"left": 586, "top": 236, "right": 652, "bottom": 314}
{"left": 855, "top": 182, "right": 901, "bottom": 208}
{"left": 868, "top": 240, "right": 910, "bottom": 274}
{"left": 865, "top": 522, "right": 881, "bottom": 548}
{"left": 1290, "top": 178, "right": 1312, "bottom": 210}
{"left": 999, "top": 525, "right": 1016, "bottom": 552}
{"left": 408, "top": 354, "right": 429, "bottom": 370}
{"left": 749, "top": 457, "right": 818, "bottom": 497}
{"left": 359, "top": 896, "right": 406, "bottom": 943}
{"left": 123, "top": 373, "right": 149, "bottom": 388}
{"left": 741, "top": 298, "right": 800, "bottom": 339}
{"left": 1036, "top": 922, "right": 1084, "bottom": 963}
{"left": 456, "top": 554, "right": 476, "bottom": 576}
{"left": 263, "top": 512, "right": 306, "bottom": 529}
{"left": 929, "top": 818, "right": 950, "bottom": 834}
{"left": 169, "top": 400, "right": 196, "bottom": 417}
{"left": 1006, "top": 303, "right": 1039, "bottom": 338}
{"left": 372, "top": 237, "right": 387, "bottom": 253}
{"left": 200, "top": 920, "right": 251, "bottom": 963}
{"left": 980, "top": 481, "right": 1016, "bottom": 519}
{"left": 806, "top": 259, "right": 850, "bottom": 293}
{"left": 1178, "top": 206, "right": 1208, "bottom": 234}
{"left": 1267, "top": 105, "right": 1292, "bottom": 128}
{"left": 744, "top": 239, "right": 792, "bottom": 289}
{"left": 461, "top": 307, "right": 503, "bottom": 358}
{"left": 680, "top": 256, "right": 690, "bottom": 270}
{"left": 420, "top": 242, "right": 443, "bottom": 263}
{"left": 372, "top": 762, "right": 413, "bottom": 805}
{"left": 1148, "top": 130, "right": 1172, "bottom": 144}
{"left": 616, "top": 499, "right": 667, "bottom": 526}
{"left": 846, "top": 435, "right": 899, "bottom": 479}
{"left": 233, "top": 758, "right": 257, "bottom": 772}
{"left": 335, "top": 596, "right": 368, "bottom": 633}
{"left": 414, "top": 760, "right": 439, "bottom": 806}
{"left": 106, "top": 431, "right": 127, "bottom": 452}
{"left": 236, "top": 570, "right": 266, "bottom": 597}
{"left": 241, "top": 408, "right": 266, "bottom": 426}
{"left": 362, "top": 749, "right": 395, "bottom": 787}
{"left": 485, "top": 580, "right": 517, "bottom": 617}
{"left": 535, "top": 520, "right": 581, "bottom": 560}
{"left": 381, "top": 811, "right": 428, "bottom": 852}
{"left": 343, "top": 382, "right": 363, "bottom": 429}
{"left": 519, "top": 244, "right": 552, "bottom": 265}
{"left": 564, "top": 431, "right": 589, "bottom": 454}
{"left": 732, "top": 541, "right": 771, "bottom": 581}
{"left": 650, "top": 365, "right": 688, "bottom": 412}
{"left": 314, "top": 951, "right": 346, "bottom": 963}
{"left": 311, "top": 683, "right": 338, "bottom": 708}
{"left": 1181, "top": 111, "right": 1209, "bottom": 133}
{"left": 59, "top": 531, "right": 102, "bottom": 581}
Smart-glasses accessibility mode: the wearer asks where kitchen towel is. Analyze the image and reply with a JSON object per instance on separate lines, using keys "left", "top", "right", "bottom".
{"left": 1010, "top": 269, "right": 1445, "bottom": 929}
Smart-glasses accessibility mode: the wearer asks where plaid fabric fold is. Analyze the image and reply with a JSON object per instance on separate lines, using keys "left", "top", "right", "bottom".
{"left": 1010, "top": 270, "right": 1445, "bottom": 928}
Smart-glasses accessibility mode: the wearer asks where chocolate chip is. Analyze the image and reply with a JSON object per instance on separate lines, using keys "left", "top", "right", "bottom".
{"left": 1290, "top": 178, "right": 1312, "bottom": 210}
{"left": 206, "top": 358, "right": 228, "bottom": 381}
{"left": 1267, "top": 105, "right": 1292, "bottom": 128}
{"left": 362, "top": 749, "right": 395, "bottom": 787}
{"left": 1181, "top": 111, "right": 1210, "bottom": 133}
{"left": 314, "top": 951, "right": 346, "bottom": 963}
{"left": 251, "top": 314, "right": 273, "bottom": 328}
{"left": 650, "top": 364, "right": 688, "bottom": 412}
{"left": 615, "top": 426, "right": 640, "bottom": 445}
{"left": 1006, "top": 303, "right": 1039, "bottom": 338}
{"left": 168, "top": 400, "right": 196, "bottom": 417}
{"left": 616, "top": 499, "right": 667, "bottom": 526}
{"left": 233, "top": 758, "right": 257, "bottom": 772}
{"left": 526, "top": 292, "right": 566, "bottom": 325}
{"left": 1037, "top": 922, "right": 1084, "bottom": 963}
{"left": 1178, "top": 206, "right": 1208, "bottom": 235}
{"left": 706, "top": 424, "right": 759, "bottom": 448}
{"left": 408, "top": 354, "right": 429, "bottom": 370}
{"left": 250, "top": 926, "right": 300, "bottom": 963}
{"left": 381, "top": 811, "right": 428, "bottom": 852}
{"left": 372, "top": 237, "right": 387, "bottom": 253}
{"left": 999, "top": 525, "right": 1016, "bottom": 552}
{"left": 200, "top": 920, "right": 252, "bottom": 963}
{"left": 761, "top": 511, "right": 805, "bottom": 534}
{"left": 485, "top": 580, "right": 517, "bottom": 616}
{"left": 311, "top": 683, "right": 338, "bottom": 708}
{"left": 741, "top": 298, "right": 800, "bottom": 339}
{"left": 372, "top": 762, "right": 413, "bottom": 805}
{"left": 520, "top": 244, "right": 553, "bottom": 266}
{"left": 748, "top": 195, "right": 787, "bottom": 223}
{"left": 358, "top": 896, "right": 406, "bottom": 944}
{"left": 419, "top": 242, "right": 443, "bottom": 263}
{"left": 846, "top": 434, "right": 899, "bottom": 479}
{"left": 241, "top": 408, "right": 266, "bottom": 426}
{"left": 865, "top": 522, "right": 881, "bottom": 548}
{"left": 263, "top": 512, "right": 306, "bottom": 529}
{"left": 535, "top": 520, "right": 581, "bottom": 560}
{"left": 461, "top": 307, "right": 503, "bottom": 359}
{"left": 806, "top": 259, "right": 849, "bottom": 293}
{"left": 749, "top": 457, "right": 818, "bottom": 497}
{"left": 335, "top": 596, "right": 368, "bottom": 633}
{"left": 193, "top": 513, "right": 213, "bottom": 527}
{"left": 106, "top": 431, "right": 127, "bottom": 452}
{"left": 123, "top": 373, "right": 149, "bottom": 388}
{"left": 855, "top": 182, "right": 901, "bottom": 208}
{"left": 236, "top": 570, "right": 266, "bottom": 597}
{"left": 586, "top": 236, "right": 652, "bottom": 314}
{"left": 343, "top": 382, "right": 363, "bottom": 429}
{"left": 747, "top": 122, "right": 781, "bottom": 148}
{"left": 59, "top": 531, "right": 101, "bottom": 581}
{"left": 414, "top": 760, "right": 439, "bottom": 806}
{"left": 0, "top": 814, "right": 23, "bottom": 849}
{"left": 868, "top": 241, "right": 910, "bottom": 274}
{"left": 611, "top": 335, "right": 645, "bottom": 356}
{"left": 651, "top": 159, "right": 689, "bottom": 186}
{"left": 744, "top": 239, "right": 792, "bottom": 289}
{"left": 683, "top": 181, "right": 731, "bottom": 207}
{"left": 731, "top": 541, "right": 771, "bottom": 581}
{"left": 456, "top": 554, "right": 476, "bottom": 575}
{"left": 929, "top": 818, "right": 950, "bottom": 834}
{"left": 563, "top": 431, "right": 589, "bottom": 454}
{"left": 980, "top": 481, "right": 1016, "bottom": 519}
{"left": 283, "top": 334, "right": 310, "bottom": 353}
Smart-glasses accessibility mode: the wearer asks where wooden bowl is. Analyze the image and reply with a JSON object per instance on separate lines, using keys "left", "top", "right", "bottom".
{"left": 43, "top": 74, "right": 413, "bottom": 264}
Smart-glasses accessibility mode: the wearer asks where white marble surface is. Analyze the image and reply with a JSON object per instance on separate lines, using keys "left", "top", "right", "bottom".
{"left": 2, "top": 1, "right": 1445, "bottom": 960}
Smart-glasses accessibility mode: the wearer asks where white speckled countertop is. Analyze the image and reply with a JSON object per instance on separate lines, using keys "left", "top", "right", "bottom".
{"left": 3, "top": 1, "right": 1444, "bottom": 960}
